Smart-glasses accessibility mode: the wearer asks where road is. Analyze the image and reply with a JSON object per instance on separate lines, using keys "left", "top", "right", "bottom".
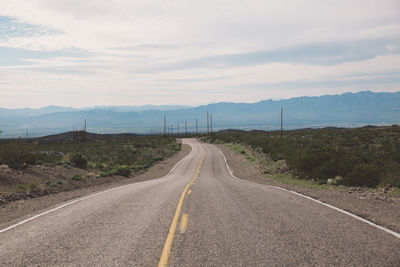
{"left": 1, "top": 139, "right": 399, "bottom": 266}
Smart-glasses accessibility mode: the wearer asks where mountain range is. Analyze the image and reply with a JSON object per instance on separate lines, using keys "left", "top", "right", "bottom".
{"left": 1, "top": 91, "right": 399, "bottom": 138}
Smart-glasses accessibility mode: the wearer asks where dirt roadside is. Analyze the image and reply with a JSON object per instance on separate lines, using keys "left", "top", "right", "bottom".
{"left": 0, "top": 144, "right": 191, "bottom": 229}
{"left": 217, "top": 144, "right": 400, "bottom": 234}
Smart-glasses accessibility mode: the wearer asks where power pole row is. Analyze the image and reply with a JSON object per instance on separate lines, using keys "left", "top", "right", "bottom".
{"left": 160, "top": 112, "right": 213, "bottom": 136}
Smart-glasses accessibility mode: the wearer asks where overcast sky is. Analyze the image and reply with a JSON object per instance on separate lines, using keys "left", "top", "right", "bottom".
{"left": 0, "top": 0, "right": 399, "bottom": 108}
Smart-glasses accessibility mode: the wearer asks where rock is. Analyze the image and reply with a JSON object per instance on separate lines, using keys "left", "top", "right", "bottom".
{"left": 327, "top": 178, "right": 334, "bottom": 184}
{"left": 333, "top": 176, "right": 343, "bottom": 184}
{"left": 384, "top": 185, "right": 392, "bottom": 193}
{"left": 0, "top": 164, "right": 12, "bottom": 174}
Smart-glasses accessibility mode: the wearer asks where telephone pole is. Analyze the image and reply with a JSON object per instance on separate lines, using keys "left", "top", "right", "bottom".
{"left": 281, "top": 107, "right": 283, "bottom": 138}
{"left": 210, "top": 114, "right": 213, "bottom": 133}
{"left": 196, "top": 118, "right": 198, "bottom": 134}
{"left": 163, "top": 115, "right": 167, "bottom": 135}
{"left": 207, "top": 111, "right": 209, "bottom": 134}
{"left": 185, "top": 121, "right": 187, "bottom": 136}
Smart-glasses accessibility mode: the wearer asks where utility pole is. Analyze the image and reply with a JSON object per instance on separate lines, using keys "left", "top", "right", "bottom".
{"left": 210, "top": 114, "right": 213, "bottom": 133}
{"left": 281, "top": 107, "right": 283, "bottom": 138}
{"left": 185, "top": 121, "right": 187, "bottom": 136}
{"left": 84, "top": 119, "right": 87, "bottom": 132}
{"left": 196, "top": 118, "right": 198, "bottom": 134}
{"left": 163, "top": 115, "right": 167, "bottom": 135}
{"left": 207, "top": 111, "right": 209, "bottom": 134}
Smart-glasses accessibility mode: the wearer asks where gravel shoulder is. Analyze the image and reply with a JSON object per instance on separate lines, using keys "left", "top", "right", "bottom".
{"left": 217, "top": 143, "right": 400, "bottom": 234}
{"left": 0, "top": 144, "right": 191, "bottom": 229}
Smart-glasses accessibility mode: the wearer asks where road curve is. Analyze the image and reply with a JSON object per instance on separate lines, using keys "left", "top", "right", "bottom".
{"left": 1, "top": 139, "right": 399, "bottom": 266}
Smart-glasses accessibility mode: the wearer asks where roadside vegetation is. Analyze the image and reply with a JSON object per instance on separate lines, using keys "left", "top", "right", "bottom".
{"left": 0, "top": 134, "right": 180, "bottom": 172}
{"left": 204, "top": 125, "right": 400, "bottom": 188}
{"left": 0, "top": 133, "right": 181, "bottom": 200}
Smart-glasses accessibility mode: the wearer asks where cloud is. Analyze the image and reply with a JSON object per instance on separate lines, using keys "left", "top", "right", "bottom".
{"left": 0, "top": 0, "right": 399, "bottom": 107}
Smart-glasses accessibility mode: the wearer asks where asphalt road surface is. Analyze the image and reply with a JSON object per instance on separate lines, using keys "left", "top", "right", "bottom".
{"left": 1, "top": 139, "right": 399, "bottom": 266}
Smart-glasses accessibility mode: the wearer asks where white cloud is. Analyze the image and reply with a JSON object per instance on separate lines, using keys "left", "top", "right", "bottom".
{"left": 0, "top": 0, "right": 399, "bottom": 107}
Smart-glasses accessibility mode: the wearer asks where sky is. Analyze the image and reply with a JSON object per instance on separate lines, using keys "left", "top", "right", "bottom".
{"left": 0, "top": 0, "right": 399, "bottom": 108}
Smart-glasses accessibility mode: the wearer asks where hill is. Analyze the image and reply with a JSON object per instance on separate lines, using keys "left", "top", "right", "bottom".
{"left": 0, "top": 91, "right": 399, "bottom": 137}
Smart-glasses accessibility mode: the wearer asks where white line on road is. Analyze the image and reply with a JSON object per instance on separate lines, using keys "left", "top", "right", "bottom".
{"left": 0, "top": 145, "right": 194, "bottom": 234}
{"left": 217, "top": 146, "right": 400, "bottom": 239}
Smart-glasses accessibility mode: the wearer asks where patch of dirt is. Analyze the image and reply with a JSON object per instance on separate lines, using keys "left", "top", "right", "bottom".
{"left": 0, "top": 144, "right": 191, "bottom": 229}
{"left": 217, "top": 144, "right": 400, "bottom": 234}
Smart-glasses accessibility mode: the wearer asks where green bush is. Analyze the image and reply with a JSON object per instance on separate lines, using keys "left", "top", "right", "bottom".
{"left": 28, "top": 183, "right": 39, "bottom": 190}
{"left": 0, "top": 148, "right": 37, "bottom": 169}
{"left": 207, "top": 126, "right": 400, "bottom": 188}
{"left": 94, "top": 162, "right": 105, "bottom": 171}
{"left": 15, "top": 184, "right": 27, "bottom": 193}
{"left": 70, "top": 153, "right": 87, "bottom": 169}
{"left": 379, "top": 165, "right": 400, "bottom": 187}
{"left": 71, "top": 174, "right": 83, "bottom": 181}
{"left": 113, "top": 165, "right": 131, "bottom": 177}
{"left": 343, "top": 163, "right": 381, "bottom": 187}
{"left": 100, "top": 172, "right": 109, "bottom": 177}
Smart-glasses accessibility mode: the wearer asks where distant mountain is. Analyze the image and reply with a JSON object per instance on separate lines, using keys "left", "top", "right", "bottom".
{"left": 1, "top": 91, "right": 399, "bottom": 137}
{"left": 92, "top": 105, "right": 190, "bottom": 112}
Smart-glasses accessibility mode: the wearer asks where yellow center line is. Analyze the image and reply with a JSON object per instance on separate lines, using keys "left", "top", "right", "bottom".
{"left": 158, "top": 154, "right": 205, "bottom": 267}
{"left": 179, "top": 214, "right": 189, "bottom": 234}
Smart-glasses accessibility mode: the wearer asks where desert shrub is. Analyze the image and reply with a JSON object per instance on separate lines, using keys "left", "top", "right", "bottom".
{"left": 94, "top": 162, "right": 105, "bottom": 171}
{"left": 70, "top": 153, "right": 87, "bottom": 169}
{"left": 0, "top": 146, "right": 37, "bottom": 169}
{"left": 379, "top": 165, "right": 400, "bottom": 187}
{"left": 56, "top": 180, "right": 63, "bottom": 185}
{"left": 100, "top": 172, "right": 109, "bottom": 177}
{"left": 15, "top": 184, "right": 27, "bottom": 193}
{"left": 114, "top": 165, "right": 131, "bottom": 177}
{"left": 28, "top": 183, "right": 39, "bottom": 190}
{"left": 71, "top": 174, "right": 83, "bottom": 181}
{"left": 338, "top": 163, "right": 380, "bottom": 187}
{"left": 208, "top": 126, "right": 400, "bottom": 188}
